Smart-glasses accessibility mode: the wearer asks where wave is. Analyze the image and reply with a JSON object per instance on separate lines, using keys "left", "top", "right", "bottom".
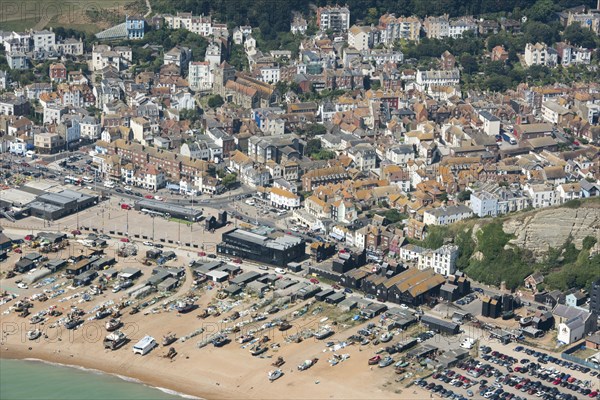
{"left": 20, "top": 358, "right": 203, "bottom": 399}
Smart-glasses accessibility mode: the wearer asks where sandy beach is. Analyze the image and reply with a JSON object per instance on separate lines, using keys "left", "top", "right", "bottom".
{"left": 0, "top": 246, "right": 429, "bottom": 400}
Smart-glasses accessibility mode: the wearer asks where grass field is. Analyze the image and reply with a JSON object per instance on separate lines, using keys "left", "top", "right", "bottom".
{"left": 0, "top": 0, "right": 137, "bottom": 32}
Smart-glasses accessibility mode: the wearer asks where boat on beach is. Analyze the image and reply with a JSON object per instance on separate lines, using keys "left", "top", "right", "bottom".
{"left": 314, "top": 327, "right": 334, "bottom": 340}
{"left": 251, "top": 346, "right": 268, "bottom": 356}
{"left": 27, "top": 329, "right": 41, "bottom": 340}
{"left": 105, "top": 318, "right": 122, "bottom": 332}
{"left": 175, "top": 299, "right": 194, "bottom": 313}
{"left": 162, "top": 333, "right": 177, "bottom": 346}
{"left": 237, "top": 334, "right": 254, "bottom": 344}
{"left": 278, "top": 320, "right": 292, "bottom": 331}
{"left": 212, "top": 334, "right": 230, "bottom": 347}
{"left": 104, "top": 330, "right": 128, "bottom": 350}
{"left": 368, "top": 355, "right": 381, "bottom": 365}
{"left": 268, "top": 369, "right": 283, "bottom": 382}
{"left": 95, "top": 307, "right": 111, "bottom": 320}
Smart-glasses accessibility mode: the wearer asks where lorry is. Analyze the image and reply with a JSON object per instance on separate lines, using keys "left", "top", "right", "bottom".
{"left": 500, "top": 131, "right": 517, "bottom": 145}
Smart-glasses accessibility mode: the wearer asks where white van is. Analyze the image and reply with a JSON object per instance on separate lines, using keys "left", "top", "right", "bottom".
{"left": 103, "top": 181, "right": 115, "bottom": 188}
{"left": 274, "top": 268, "right": 286, "bottom": 275}
{"left": 132, "top": 335, "right": 156, "bottom": 355}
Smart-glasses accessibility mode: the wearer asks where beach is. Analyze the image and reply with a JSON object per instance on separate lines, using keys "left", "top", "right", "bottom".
{"left": 0, "top": 252, "right": 429, "bottom": 400}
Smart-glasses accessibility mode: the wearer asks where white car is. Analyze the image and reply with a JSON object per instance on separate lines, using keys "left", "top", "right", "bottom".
{"left": 143, "top": 241, "right": 154, "bottom": 246}
{"left": 17, "top": 282, "right": 28, "bottom": 289}
{"left": 274, "top": 268, "right": 286, "bottom": 275}
{"left": 154, "top": 196, "right": 163, "bottom": 201}
{"left": 124, "top": 186, "right": 132, "bottom": 191}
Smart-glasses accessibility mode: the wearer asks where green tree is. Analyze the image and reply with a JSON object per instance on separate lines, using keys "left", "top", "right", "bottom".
{"left": 306, "top": 138, "right": 322, "bottom": 155}
{"left": 207, "top": 95, "right": 224, "bottom": 108}
{"left": 527, "top": 0, "right": 556, "bottom": 23}
{"left": 221, "top": 173, "right": 237, "bottom": 189}
{"left": 457, "top": 190, "right": 472, "bottom": 202}
{"left": 302, "top": 123, "right": 327, "bottom": 138}
{"left": 459, "top": 54, "right": 478, "bottom": 74}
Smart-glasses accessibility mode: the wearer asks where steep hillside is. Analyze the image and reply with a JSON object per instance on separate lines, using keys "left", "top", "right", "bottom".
{"left": 413, "top": 197, "right": 600, "bottom": 291}
{"left": 503, "top": 203, "right": 600, "bottom": 256}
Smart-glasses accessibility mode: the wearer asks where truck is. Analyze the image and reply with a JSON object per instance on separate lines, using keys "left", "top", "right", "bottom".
{"left": 500, "top": 131, "right": 517, "bottom": 145}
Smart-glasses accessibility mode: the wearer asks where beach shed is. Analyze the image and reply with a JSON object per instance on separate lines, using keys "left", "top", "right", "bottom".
{"left": 66, "top": 258, "right": 94, "bottom": 276}
{"left": 338, "top": 297, "right": 358, "bottom": 311}
{"left": 230, "top": 271, "right": 261, "bottom": 286}
{"left": 101, "top": 268, "right": 119, "bottom": 279}
{"left": 315, "top": 288, "right": 335, "bottom": 301}
{"left": 274, "top": 278, "right": 298, "bottom": 290}
{"left": 45, "top": 259, "right": 67, "bottom": 272}
{"left": 74, "top": 270, "right": 98, "bottom": 286}
{"left": 287, "top": 262, "right": 303, "bottom": 273}
{"left": 361, "top": 303, "right": 388, "bottom": 318}
{"left": 147, "top": 270, "right": 170, "bottom": 286}
{"left": 296, "top": 284, "right": 321, "bottom": 300}
{"left": 119, "top": 267, "right": 142, "bottom": 280}
{"left": 247, "top": 280, "right": 269, "bottom": 295}
{"left": 92, "top": 256, "right": 116, "bottom": 270}
{"left": 421, "top": 315, "right": 460, "bottom": 335}
{"left": 14, "top": 258, "right": 35, "bottom": 273}
{"left": 325, "top": 291, "right": 346, "bottom": 304}
{"left": 157, "top": 277, "right": 179, "bottom": 292}
{"left": 223, "top": 284, "right": 242, "bottom": 296}
{"left": 206, "top": 270, "right": 229, "bottom": 282}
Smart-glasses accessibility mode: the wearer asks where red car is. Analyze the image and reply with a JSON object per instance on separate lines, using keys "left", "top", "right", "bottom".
{"left": 589, "top": 391, "right": 598, "bottom": 397}
{"left": 309, "top": 278, "right": 320, "bottom": 284}
{"left": 144, "top": 194, "right": 154, "bottom": 199}
{"left": 232, "top": 258, "right": 242, "bottom": 264}
{"left": 120, "top": 237, "right": 129, "bottom": 243}
{"left": 24, "top": 235, "right": 34, "bottom": 241}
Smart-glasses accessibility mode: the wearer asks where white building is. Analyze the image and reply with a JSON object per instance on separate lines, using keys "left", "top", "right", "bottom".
{"left": 348, "top": 25, "right": 373, "bottom": 51}
{"left": 259, "top": 66, "right": 280, "bottom": 84}
{"left": 415, "top": 69, "right": 460, "bottom": 91}
{"left": 270, "top": 187, "right": 301, "bottom": 209}
{"left": 423, "top": 205, "right": 473, "bottom": 226}
{"left": 385, "top": 144, "right": 415, "bottom": 165}
{"left": 188, "top": 61, "right": 213, "bottom": 92}
{"left": 317, "top": 5, "right": 350, "bottom": 32}
{"left": 523, "top": 43, "right": 558, "bottom": 67}
{"left": 470, "top": 191, "right": 498, "bottom": 217}
{"left": 291, "top": 15, "right": 308, "bottom": 35}
{"left": 417, "top": 244, "right": 459, "bottom": 276}
{"left": 7, "top": 52, "right": 28, "bottom": 70}
{"left": 205, "top": 42, "right": 222, "bottom": 69}
{"left": 448, "top": 18, "right": 478, "bottom": 38}
{"left": 542, "top": 101, "right": 571, "bottom": 125}
{"left": 80, "top": 116, "right": 101, "bottom": 140}
{"left": 164, "top": 13, "right": 213, "bottom": 37}
{"left": 32, "top": 30, "right": 56, "bottom": 52}
{"left": 524, "top": 183, "right": 557, "bottom": 208}
{"left": 478, "top": 110, "right": 500, "bottom": 137}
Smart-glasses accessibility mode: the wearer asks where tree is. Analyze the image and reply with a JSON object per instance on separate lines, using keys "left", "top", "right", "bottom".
{"left": 562, "top": 24, "right": 598, "bottom": 48}
{"left": 459, "top": 54, "right": 478, "bottom": 74}
{"left": 457, "top": 190, "right": 472, "bottom": 202}
{"left": 381, "top": 209, "right": 406, "bottom": 224}
{"left": 303, "top": 123, "right": 327, "bottom": 138}
{"left": 306, "top": 138, "right": 322, "bottom": 155}
{"left": 527, "top": 0, "right": 556, "bottom": 23}
{"left": 207, "top": 95, "right": 224, "bottom": 108}
{"left": 222, "top": 173, "right": 237, "bottom": 189}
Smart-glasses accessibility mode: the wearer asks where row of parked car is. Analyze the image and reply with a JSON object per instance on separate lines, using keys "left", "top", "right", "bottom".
{"left": 515, "top": 345, "right": 596, "bottom": 375}
{"left": 521, "top": 361, "right": 599, "bottom": 397}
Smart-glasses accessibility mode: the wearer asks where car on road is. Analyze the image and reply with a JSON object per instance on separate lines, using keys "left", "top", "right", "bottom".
{"left": 154, "top": 196, "right": 163, "bottom": 201}
{"left": 134, "top": 192, "right": 142, "bottom": 197}
{"left": 274, "top": 268, "right": 286, "bottom": 275}
{"left": 124, "top": 186, "right": 132, "bottom": 191}
{"left": 115, "top": 188, "right": 123, "bottom": 193}
{"left": 143, "top": 241, "right": 154, "bottom": 246}
{"left": 258, "top": 265, "right": 268, "bottom": 270}
{"left": 17, "top": 282, "right": 28, "bottom": 289}
{"left": 154, "top": 243, "right": 164, "bottom": 248}
{"left": 309, "top": 278, "right": 320, "bottom": 284}
{"left": 144, "top": 194, "right": 154, "bottom": 199}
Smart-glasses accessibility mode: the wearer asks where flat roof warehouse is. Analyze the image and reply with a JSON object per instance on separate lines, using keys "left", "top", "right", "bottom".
{"left": 134, "top": 199, "right": 203, "bottom": 221}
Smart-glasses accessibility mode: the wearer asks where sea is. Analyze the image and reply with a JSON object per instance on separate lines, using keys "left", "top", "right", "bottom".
{"left": 0, "top": 358, "right": 194, "bottom": 400}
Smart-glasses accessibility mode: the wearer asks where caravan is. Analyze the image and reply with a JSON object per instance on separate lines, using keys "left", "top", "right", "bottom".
{"left": 132, "top": 335, "right": 157, "bottom": 355}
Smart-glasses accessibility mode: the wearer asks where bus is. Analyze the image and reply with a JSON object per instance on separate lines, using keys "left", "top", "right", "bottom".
{"left": 64, "top": 176, "right": 82, "bottom": 185}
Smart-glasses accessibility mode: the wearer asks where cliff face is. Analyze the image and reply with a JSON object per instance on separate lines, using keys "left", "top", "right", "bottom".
{"left": 502, "top": 206, "right": 600, "bottom": 255}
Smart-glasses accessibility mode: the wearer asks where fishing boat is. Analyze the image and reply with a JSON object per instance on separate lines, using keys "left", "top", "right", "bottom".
{"left": 251, "top": 346, "right": 268, "bottom": 356}
{"left": 278, "top": 320, "right": 292, "bottom": 331}
{"left": 212, "top": 334, "right": 230, "bottom": 347}
{"left": 129, "top": 306, "right": 140, "bottom": 315}
{"left": 27, "top": 329, "right": 41, "bottom": 340}
{"left": 298, "top": 358, "right": 318, "bottom": 371}
{"left": 95, "top": 308, "right": 111, "bottom": 320}
{"left": 19, "top": 309, "right": 30, "bottom": 318}
{"left": 162, "top": 333, "right": 177, "bottom": 346}
{"left": 380, "top": 332, "right": 393, "bottom": 343}
{"left": 268, "top": 369, "right": 283, "bottom": 382}
{"left": 314, "top": 327, "right": 334, "bottom": 340}
{"left": 519, "top": 316, "right": 533, "bottom": 327}
{"left": 103, "top": 330, "right": 128, "bottom": 350}
{"left": 64, "top": 315, "right": 81, "bottom": 330}
{"left": 368, "top": 355, "right": 381, "bottom": 365}
{"left": 237, "top": 334, "right": 254, "bottom": 344}
{"left": 105, "top": 318, "right": 122, "bottom": 332}
{"left": 378, "top": 356, "right": 394, "bottom": 368}
{"left": 175, "top": 299, "right": 194, "bottom": 313}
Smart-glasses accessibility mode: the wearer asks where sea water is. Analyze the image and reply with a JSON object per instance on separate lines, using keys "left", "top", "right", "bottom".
{"left": 0, "top": 359, "right": 190, "bottom": 400}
